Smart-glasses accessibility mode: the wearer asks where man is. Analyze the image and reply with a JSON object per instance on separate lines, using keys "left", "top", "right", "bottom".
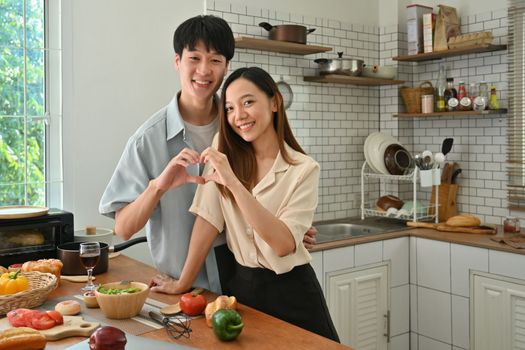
{"left": 99, "top": 15, "right": 315, "bottom": 295}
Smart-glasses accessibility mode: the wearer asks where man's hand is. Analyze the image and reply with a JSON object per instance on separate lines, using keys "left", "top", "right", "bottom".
{"left": 154, "top": 148, "right": 205, "bottom": 192}
{"left": 149, "top": 274, "right": 189, "bottom": 295}
{"left": 303, "top": 226, "right": 317, "bottom": 250}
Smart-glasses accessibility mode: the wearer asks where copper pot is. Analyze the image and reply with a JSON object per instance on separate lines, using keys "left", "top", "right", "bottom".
{"left": 259, "top": 22, "right": 315, "bottom": 44}
{"left": 57, "top": 236, "right": 147, "bottom": 275}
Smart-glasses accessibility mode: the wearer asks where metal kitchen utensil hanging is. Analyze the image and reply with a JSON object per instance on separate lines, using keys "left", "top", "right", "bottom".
{"left": 276, "top": 76, "right": 293, "bottom": 110}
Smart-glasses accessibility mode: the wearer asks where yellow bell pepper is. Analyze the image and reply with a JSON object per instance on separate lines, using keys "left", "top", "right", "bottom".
{"left": 0, "top": 270, "right": 29, "bottom": 295}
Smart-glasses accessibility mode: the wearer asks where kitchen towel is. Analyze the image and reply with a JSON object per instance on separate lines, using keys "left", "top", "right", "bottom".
{"left": 490, "top": 234, "right": 525, "bottom": 249}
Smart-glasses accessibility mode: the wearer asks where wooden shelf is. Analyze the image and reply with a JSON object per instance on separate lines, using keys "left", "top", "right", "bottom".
{"left": 393, "top": 109, "right": 507, "bottom": 118}
{"left": 235, "top": 36, "right": 332, "bottom": 55}
{"left": 303, "top": 74, "right": 405, "bottom": 86}
{"left": 392, "top": 44, "right": 507, "bottom": 62}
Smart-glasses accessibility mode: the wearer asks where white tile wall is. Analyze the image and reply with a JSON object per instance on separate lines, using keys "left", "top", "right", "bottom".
{"left": 418, "top": 286, "right": 452, "bottom": 344}
{"left": 416, "top": 238, "right": 451, "bottom": 293}
{"left": 390, "top": 333, "right": 410, "bottom": 350}
{"left": 419, "top": 335, "right": 453, "bottom": 350}
{"left": 451, "top": 295, "right": 469, "bottom": 349}
{"left": 391, "top": 284, "right": 410, "bottom": 336}
{"left": 383, "top": 237, "right": 409, "bottom": 287}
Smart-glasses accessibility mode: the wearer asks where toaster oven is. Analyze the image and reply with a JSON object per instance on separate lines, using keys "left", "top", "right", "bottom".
{"left": 0, "top": 209, "right": 74, "bottom": 267}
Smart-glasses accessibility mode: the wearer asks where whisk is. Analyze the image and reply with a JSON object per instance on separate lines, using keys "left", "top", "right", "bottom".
{"left": 149, "top": 311, "right": 192, "bottom": 340}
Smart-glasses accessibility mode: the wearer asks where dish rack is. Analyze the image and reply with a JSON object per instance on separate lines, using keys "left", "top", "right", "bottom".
{"left": 360, "top": 161, "right": 439, "bottom": 222}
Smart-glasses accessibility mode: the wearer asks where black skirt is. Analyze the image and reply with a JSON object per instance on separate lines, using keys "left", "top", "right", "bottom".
{"left": 225, "top": 260, "right": 340, "bottom": 343}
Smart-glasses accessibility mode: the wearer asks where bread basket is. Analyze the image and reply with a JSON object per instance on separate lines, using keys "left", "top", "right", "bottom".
{"left": 0, "top": 271, "right": 58, "bottom": 315}
{"left": 400, "top": 81, "right": 434, "bottom": 113}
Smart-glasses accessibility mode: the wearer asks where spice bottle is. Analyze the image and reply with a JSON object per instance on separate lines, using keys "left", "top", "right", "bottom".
{"left": 489, "top": 85, "right": 501, "bottom": 110}
{"left": 469, "top": 83, "right": 477, "bottom": 105}
{"left": 444, "top": 78, "right": 457, "bottom": 110}
{"left": 504, "top": 217, "right": 520, "bottom": 233}
{"left": 435, "top": 66, "right": 447, "bottom": 112}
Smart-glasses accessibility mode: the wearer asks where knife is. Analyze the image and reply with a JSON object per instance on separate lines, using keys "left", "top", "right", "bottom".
{"left": 451, "top": 168, "right": 462, "bottom": 184}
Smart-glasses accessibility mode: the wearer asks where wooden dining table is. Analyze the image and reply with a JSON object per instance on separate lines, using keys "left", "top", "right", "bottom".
{"left": 42, "top": 255, "right": 351, "bottom": 350}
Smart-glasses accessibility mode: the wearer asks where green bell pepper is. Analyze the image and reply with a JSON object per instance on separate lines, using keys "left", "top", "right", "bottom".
{"left": 211, "top": 309, "right": 244, "bottom": 341}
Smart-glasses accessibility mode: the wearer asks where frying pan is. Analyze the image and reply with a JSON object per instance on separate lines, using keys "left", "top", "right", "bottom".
{"left": 57, "top": 236, "right": 147, "bottom": 275}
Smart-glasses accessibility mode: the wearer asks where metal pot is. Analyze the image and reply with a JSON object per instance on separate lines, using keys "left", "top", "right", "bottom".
{"left": 57, "top": 236, "right": 147, "bottom": 275}
{"left": 259, "top": 22, "right": 315, "bottom": 44}
{"left": 314, "top": 52, "right": 364, "bottom": 76}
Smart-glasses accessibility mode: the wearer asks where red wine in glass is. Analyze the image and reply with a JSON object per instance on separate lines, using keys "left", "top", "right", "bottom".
{"left": 79, "top": 242, "right": 100, "bottom": 292}
{"left": 80, "top": 253, "right": 100, "bottom": 269}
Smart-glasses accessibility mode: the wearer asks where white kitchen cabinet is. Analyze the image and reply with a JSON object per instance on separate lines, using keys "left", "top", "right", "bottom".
{"left": 472, "top": 273, "right": 525, "bottom": 350}
{"left": 326, "top": 264, "right": 389, "bottom": 349}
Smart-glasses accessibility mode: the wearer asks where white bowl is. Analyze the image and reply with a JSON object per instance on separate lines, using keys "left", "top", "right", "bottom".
{"left": 362, "top": 65, "right": 397, "bottom": 80}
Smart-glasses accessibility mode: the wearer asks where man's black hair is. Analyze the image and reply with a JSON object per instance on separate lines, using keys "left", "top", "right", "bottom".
{"left": 173, "top": 15, "right": 235, "bottom": 61}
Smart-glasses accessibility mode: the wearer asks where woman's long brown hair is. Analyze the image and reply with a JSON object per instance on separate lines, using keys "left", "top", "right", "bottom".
{"left": 217, "top": 67, "right": 305, "bottom": 200}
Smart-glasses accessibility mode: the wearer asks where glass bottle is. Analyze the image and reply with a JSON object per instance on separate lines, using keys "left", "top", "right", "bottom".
{"left": 444, "top": 78, "right": 457, "bottom": 110}
{"left": 479, "top": 81, "right": 489, "bottom": 110}
{"left": 457, "top": 82, "right": 467, "bottom": 100}
{"left": 435, "top": 66, "right": 447, "bottom": 112}
{"left": 469, "top": 83, "right": 477, "bottom": 104}
{"left": 489, "top": 85, "right": 501, "bottom": 110}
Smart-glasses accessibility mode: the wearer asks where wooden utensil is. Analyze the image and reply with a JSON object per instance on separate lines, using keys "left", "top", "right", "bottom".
{"left": 437, "top": 224, "right": 497, "bottom": 235}
{"left": 0, "top": 315, "right": 99, "bottom": 341}
{"left": 60, "top": 275, "right": 95, "bottom": 283}
{"left": 407, "top": 221, "right": 497, "bottom": 235}
{"left": 160, "top": 288, "right": 205, "bottom": 316}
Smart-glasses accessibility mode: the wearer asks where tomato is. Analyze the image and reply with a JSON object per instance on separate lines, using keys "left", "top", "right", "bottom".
{"left": 46, "top": 310, "right": 64, "bottom": 325}
{"left": 31, "top": 312, "right": 56, "bottom": 330}
{"left": 179, "top": 292, "right": 207, "bottom": 316}
{"left": 7, "top": 309, "right": 32, "bottom": 327}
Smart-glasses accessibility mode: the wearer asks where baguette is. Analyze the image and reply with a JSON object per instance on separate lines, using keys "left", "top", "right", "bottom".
{"left": 446, "top": 214, "right": 481, "bottom": 227}
{"left": 0, "top": 327, "right": 46, "bottom": 350}
{"left": 205, "top": 295, "right": 237, "bottom": 327}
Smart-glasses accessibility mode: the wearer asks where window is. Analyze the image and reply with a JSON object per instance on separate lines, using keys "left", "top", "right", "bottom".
{"left": 0, "top": 0, "right": 62, "bottom": 207}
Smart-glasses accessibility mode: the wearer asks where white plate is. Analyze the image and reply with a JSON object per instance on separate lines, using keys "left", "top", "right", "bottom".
{"left": 368, "top": 133, "right": 397, "bottom": 175}
{"left": 0, "top": 205, "right": 48, "bottom": 219}
{"left": 364, "top": 132, "right": 384, "bottom": 173}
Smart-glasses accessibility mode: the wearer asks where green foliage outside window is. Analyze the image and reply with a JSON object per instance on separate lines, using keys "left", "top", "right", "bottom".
{"left": 0, "top": 0, "right": 45, "bottom": 206}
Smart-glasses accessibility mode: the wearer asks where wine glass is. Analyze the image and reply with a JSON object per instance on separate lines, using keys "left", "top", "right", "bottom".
{"left": 79, "top": 242, "right": 100, "bottom": 292}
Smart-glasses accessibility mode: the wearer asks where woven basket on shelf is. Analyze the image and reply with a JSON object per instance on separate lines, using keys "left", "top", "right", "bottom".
{"left": 0, "top": 271, "right": 58, "bottom": 315}
{"left": 400, "top": 81, "right": 434, "bottom": 113}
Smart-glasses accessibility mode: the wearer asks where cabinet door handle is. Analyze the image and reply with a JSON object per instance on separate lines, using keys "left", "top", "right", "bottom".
{"left": 383, "top": 310, "right": 391, "bottom": 342}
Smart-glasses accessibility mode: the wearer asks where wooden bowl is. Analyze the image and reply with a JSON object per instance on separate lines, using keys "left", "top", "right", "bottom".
{"left": 94, "top": 281, "right": 149, "bottom": 319}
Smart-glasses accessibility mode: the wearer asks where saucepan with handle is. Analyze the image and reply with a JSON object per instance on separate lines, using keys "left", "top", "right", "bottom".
{"left": 259, "top": 22, "right": 315, "bottom": 44}
{"left": 57, "top": 236, "right": 147, "bottom": 275}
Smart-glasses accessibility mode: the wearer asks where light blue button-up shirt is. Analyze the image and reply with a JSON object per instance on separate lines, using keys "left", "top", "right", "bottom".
{"left": 99, "top": 95, "right": 225, "bottom": 293}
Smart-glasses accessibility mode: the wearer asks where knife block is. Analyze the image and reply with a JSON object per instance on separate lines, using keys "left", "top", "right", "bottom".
{"left": 429, "top": 184, "right": 458, "bottom": 222}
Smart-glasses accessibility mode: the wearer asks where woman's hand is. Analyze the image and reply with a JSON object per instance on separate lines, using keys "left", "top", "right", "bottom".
{"left": 200, "top": 147, "right": 238, "bottom": 188}
{"left": 149, "top": 274, "right": 189, "bottom": 295}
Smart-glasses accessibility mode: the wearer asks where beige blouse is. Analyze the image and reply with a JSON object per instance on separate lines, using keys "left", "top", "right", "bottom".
{"left": 189, "top": 142, "right": 320, "bottom": 274}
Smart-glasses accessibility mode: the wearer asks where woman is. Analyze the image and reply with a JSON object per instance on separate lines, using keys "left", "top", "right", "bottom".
{"left": 153, "top": 67, "right": 339, "bottom": 342}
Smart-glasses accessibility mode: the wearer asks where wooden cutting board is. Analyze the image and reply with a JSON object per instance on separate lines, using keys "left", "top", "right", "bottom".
{"left": 407, "top": 221, "right": 497, "bottom": 235}
{"left": 0, "top": 315, "right": 99, "bottom": 340}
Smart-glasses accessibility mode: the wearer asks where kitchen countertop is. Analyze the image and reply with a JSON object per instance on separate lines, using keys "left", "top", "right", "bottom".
{"left": 310, "top": 220, "right": 525, "bottom": 255}
{"left": 45, "top": 255, "right": 351, "bottom": 350}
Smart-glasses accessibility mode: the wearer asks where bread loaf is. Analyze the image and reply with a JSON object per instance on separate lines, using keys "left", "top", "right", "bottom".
{"left": 205, "top": 295, "right": 237, "bottom": 327}
{"left": 446, "top": 214, "right": 481, "bottom": 227}
{"left": 0, "top": 327, "right": 46, "bottom": 350}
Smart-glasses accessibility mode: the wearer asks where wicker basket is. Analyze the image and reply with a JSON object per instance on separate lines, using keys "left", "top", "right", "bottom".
{"left": 400, "top": 81, "right": 434, "bottom": 113}
{"left": 0, "top": 271, "right": 58, "bottom": 315}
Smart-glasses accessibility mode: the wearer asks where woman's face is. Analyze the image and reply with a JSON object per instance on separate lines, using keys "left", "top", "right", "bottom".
{"left": 224, "top": 78, "right": 278, "bottom": 143}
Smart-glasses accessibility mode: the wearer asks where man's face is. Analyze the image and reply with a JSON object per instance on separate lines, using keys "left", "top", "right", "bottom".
{"left": 175, "top": 41, "right": 228, "bottom": 103}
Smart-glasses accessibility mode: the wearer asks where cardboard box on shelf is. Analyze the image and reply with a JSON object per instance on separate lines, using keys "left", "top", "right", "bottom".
{"left": 423, "top": 13, "right": 435, "bottom": 53}
{"left": 407, "top": 4, "right": 433, "bottom": 55}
